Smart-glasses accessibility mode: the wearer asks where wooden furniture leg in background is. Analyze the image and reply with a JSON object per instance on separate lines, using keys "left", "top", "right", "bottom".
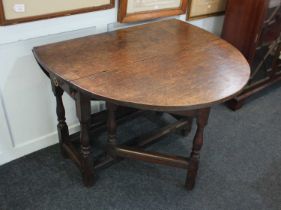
{"left": 180, "top": 117, "right": 193, "bottom": 137}
{"left": 51, "top": 80, "right": 69, "bottom": 158}
{"left": 106, "top": 102, "right": 119, "bottom": 161}
{"left": 170, "top": 113, "right": 193, "bottom": 137}
{"left": 107, "top": 102, "right": 118, "bottom": 148}
{"left": 185, "top": 108, "right": 210, "bottom": 190}
{"left": 75, "top": 92, "right": 95, "bottom": 187}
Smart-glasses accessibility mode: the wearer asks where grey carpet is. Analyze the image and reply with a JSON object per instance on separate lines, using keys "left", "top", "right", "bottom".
{"left": 0, "top": 84, "right": 281, "bottom": 210}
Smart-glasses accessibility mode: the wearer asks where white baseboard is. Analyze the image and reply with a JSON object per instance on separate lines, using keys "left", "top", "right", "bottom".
{"left": 0, "top": 123, "right": 80, "bottom": 166}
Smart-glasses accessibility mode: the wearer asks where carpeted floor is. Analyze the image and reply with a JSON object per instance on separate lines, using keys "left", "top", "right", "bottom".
{"left": 1, "top": 84, "right": 281, "bottom": 210}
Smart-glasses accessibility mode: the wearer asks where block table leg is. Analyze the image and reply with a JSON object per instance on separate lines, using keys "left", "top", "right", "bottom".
{"left": 75, "top": 92, "right": 95, "bottom": 187}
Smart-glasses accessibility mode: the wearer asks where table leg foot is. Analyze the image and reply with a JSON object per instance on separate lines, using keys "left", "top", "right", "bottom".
{"left": 185, "top": 160, "right": 199, "bottom": 190}
{"left": 81, "top": 156, "right": 95, "bottom": 187}
{"left": 185, "top": 108, "right": 210, "bottom": 190}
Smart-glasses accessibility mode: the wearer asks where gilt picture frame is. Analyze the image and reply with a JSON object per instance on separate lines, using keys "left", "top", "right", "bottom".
{"left": 0, "top": 0, "right": 114, "bottom": 25}
{"left": 186, "top": 0, "right": 227, "bottom": 20}
{"left": 118, "top": 0, "right": 188, "bottom": 23}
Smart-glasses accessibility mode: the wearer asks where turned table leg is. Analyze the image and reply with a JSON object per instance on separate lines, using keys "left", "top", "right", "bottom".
{"left": 51, "top": 81, "right": 69, "bottom": 158}
{"left": 75, "top": 92, "right": 95, "bottom": 187}
{"left": 185, "top": 108, "right": 210, "bottom": 190}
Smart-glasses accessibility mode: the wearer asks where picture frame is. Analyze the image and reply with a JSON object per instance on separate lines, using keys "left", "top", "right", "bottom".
{"left": 118, "top": 0, "right": 188, "bottom": 23}
{"left": 186, "top": 0, "right": 227, "bottom": 20}
{"left": 0, "top": 0, "right": 114, "bottom": 25}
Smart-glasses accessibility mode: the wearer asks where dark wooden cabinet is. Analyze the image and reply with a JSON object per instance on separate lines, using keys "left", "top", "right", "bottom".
{"left": 222, "top": 0, "right": 281, "bottom": 110}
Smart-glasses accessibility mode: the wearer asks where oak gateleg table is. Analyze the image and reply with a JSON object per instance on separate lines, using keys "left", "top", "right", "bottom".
{"left": 33, "top": 19, "right": 250, "bottom": 190}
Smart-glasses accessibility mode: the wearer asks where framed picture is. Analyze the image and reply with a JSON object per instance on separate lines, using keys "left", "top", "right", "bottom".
{"left": 0, "top": 0, "right": 114, "bottom": 25}
{"left": 186, "top": 0, "right": 227, "bottom": 20}
{"left": 118, "top": 0, "right": 188, "bottom": 23}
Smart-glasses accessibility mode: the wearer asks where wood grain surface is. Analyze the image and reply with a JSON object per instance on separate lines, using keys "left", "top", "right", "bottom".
{"left": 33, "top": 19, "right": 250, "bottom": 111}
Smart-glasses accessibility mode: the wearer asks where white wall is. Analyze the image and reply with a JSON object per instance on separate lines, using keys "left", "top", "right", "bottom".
{"left": 0, "top": 4, "right": 224, "bottom": 165}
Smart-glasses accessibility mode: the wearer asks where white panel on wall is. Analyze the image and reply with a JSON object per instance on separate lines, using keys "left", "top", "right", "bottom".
{"left": 0, "top": 91, "right": 13, "bottom": 164}
{"left": 0, "top": 9, "right": 116, "bottom": 45}
{"left": 0, "top": 26, "right": 107, "bottom": 165}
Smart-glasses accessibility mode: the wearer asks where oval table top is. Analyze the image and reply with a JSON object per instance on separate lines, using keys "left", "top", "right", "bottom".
{"left": 33, "top": 19, "right": 250, "bottom": 111}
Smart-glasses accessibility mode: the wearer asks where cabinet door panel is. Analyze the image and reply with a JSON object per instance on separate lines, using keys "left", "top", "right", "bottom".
{"left": 222, "top": 0, "right": 269, "bottom": 62}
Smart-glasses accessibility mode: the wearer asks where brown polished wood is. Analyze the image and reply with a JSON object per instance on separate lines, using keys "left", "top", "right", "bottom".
{"left": 33, "top": 19, "right": 250, "bottom": 190}
{"left": 222, "top": 0, "right": 281, "bottom": 110}
{"left": 222, "top": 0, "right": 268, "bottom": 62}
{"left": 115, "top": 146, "right": 190, "bottom": 169}
{"left": 34, "top": 19, "right": 250, "bottom": 112}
